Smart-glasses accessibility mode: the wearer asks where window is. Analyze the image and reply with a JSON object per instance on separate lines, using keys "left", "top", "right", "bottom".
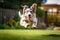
{"left": 48, "top": 9, "right": 53, "bottom": 13}
{"left": 47, "top": 8, "right": 58, "bottom": 15}
{"left": 47, "top": 8, "right": 53, "bottom": 15}
{"left": 53, "top": 8, "right": 57, "bottom": 12}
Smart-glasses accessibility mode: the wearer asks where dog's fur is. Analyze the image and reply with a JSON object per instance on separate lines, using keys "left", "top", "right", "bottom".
{"left": 18, "top": 3, "right": 38, "bottom": 28}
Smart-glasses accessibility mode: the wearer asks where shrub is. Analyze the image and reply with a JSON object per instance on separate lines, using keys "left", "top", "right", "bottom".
{"left": 7, "top": 18, "right": 16, "bottom": 26}
{"left": 15, "top": 24, "right": 25, "bottom": 29}
{"left": 47, "top": 15, "right": 56, "bottom": 23}
{"left": 54, "top": 22, "right": 60, "bottom": 26}
{"left": 3, "top": 23, "right": 11, "bottom": 29}
{"left": 46, "top": 23, "right": 55, "bottom": 30}
{"left": 14, "top": 14, "right": 20, "bottom": 22}
{"left": 36, "top": 8, "right": 45, "bottom": 18}
{"left": 0, "top": 23, "right": 11, "bottom": 29}
{"left": 57, "top": 16, "right": 60, "bottom": 22}
{"left": 7, "top": 18, "right": 25, "bottom": 29}
{"left": 0, "top": 24, "right": 4, "bottom": 29}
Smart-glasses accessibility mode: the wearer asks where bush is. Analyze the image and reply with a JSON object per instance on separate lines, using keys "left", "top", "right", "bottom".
{"left": 46, "top": 25, "right": 54, "bottom": 30}
{"left": 57, "top": 16, "right": 60, "bottom": 22}
{"left": 15, "top": 24, "right": 25, "bottom": 29}
{"left": 46, "top": 23, "right": 55, "bottom": 30}
{"left": 54, "top": 22, "right": 60, "bottom": 26}
{"left": 36, "top": 8, "right": 45, "bottom": 18}
{"left": 0, "top": 23, "right": 11, "bottom": 29}
{"left": 14, "top": 14, "right": 20, "bottom": 22}
{"left": 47, "top": 15, "right": 56, "bottom": 23}
{"left": 3, "top": 23, "right": 11, "bottom": 29}
{"left": 0, "top": 24, "right": 4, "bottom": 29}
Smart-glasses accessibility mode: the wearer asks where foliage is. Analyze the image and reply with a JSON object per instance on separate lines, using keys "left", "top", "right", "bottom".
{"left": 1, "top": 0, "right": 20, "bottom": 9}
{"left": 0, "top": 24, "right": 4, "bottom": 29}
{"left": 46, "top": 23, "right": 55, "bottom": 30}
{"left": 0, "top": 23, "right": 11, "bottom": 29}
{"left": 14, "top": 14, "right": 20, "bottom": 22}
{"left": 7, "top": 18, "right": 16, "bottom": 26}
{"left": 47, "top": 15, "right": 56, "bottom": 23}
{"left": 54, "top": 22, "right": 60, "bottom": 26}
{"left": 0, "top": 20, "right": 37, "bottom": 29}
{"left": 3, "top": 23, "right": 11, "bottom": 29}
{"left": 20, "top": 0, "right": 42, "bottom": 6}
{"left": 47, "top": 15, "right": 60, "bottom": 26}
{"left": 57, "top": 16, "right": 60, "bottom": 22}
{"left": 0, "top": 0, "right": 42, "bottom": 9}
{"left": 6, "top": 18, "right": 25, "bottom": 29}
{"left": 36, "top": 8, "right": 45, "bottom": 18}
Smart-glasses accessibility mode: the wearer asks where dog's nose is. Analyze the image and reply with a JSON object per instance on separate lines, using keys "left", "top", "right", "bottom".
{"left": 29, "top": 14, "right": 31, "bottom": 17}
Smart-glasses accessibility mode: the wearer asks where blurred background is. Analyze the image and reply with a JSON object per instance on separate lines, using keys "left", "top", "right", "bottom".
{"left": 0, "top": 0, "right": 60, "bottom": 30}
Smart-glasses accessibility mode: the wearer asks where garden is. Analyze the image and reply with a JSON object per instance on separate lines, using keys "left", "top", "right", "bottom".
{"left": 0, "top": 0, "right": 60, "bottom": 40}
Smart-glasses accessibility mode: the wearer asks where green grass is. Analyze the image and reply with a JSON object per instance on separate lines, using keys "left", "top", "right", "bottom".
{"left": 0, "top": 30, "right": 60, "bottom": 40}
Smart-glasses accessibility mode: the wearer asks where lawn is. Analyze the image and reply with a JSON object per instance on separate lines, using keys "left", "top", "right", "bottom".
{"left": 0, "top": 30, "right": 60, "bottom": 40}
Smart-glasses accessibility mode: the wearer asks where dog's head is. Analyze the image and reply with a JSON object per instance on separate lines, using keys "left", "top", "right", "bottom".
{"left": 22, "top": 3, "right": 37, "bottom": 20}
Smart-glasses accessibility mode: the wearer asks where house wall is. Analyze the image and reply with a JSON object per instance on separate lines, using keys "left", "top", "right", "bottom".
{"left": 40, "top": 4, "right": 60, "bottom": 26}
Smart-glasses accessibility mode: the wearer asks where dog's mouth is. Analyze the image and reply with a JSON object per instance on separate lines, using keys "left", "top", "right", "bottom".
{"left": 29, "top": 15, "right": 31, "bottom": 20}
{"left": 29, "top": 16, "right": 31, "bottom": 18}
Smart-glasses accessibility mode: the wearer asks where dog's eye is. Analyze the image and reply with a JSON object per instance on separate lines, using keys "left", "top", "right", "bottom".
{"left": 30, "top": 11, "right": 33, "bottom": 13}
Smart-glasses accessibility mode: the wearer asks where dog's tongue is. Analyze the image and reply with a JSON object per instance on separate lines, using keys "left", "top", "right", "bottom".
{"left": 29, "top": 16, "right": 31, "bottom": 20}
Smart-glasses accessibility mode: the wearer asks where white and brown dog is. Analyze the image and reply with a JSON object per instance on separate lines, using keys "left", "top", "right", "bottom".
{"left": 18, "top": 3, "right": 38, "bottom": 28}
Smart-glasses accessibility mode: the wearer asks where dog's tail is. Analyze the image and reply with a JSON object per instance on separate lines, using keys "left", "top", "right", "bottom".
{"left": 18, "top": 10, "right": 22, "bottom": 18}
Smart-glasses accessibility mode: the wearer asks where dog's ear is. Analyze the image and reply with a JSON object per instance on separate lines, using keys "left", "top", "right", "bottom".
{"left": 30, "top": 3, "right": 37, "bottom": 12}
{"left": 21, "top": 5, "right": 28, "bottom": 14}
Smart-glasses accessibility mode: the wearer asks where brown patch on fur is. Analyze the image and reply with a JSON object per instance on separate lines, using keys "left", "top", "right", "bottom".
{"left": 24, "top": 20, "right": 29, "bottom": 23}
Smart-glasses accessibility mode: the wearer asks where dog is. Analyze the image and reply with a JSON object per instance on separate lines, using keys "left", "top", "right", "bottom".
{"left": 18, "top": 3, "right": 38, "bottom": 28}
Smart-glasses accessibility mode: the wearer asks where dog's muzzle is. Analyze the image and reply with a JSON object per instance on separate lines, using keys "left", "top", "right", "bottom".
{"left": 28, "top": 14, "right": 31, "bottom": 20}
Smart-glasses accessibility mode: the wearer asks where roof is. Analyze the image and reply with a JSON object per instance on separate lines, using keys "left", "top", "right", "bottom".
{"left": 41, "top": 4, "right": 60, "bottom": 8}
{"left": 42, "top": 0, "right": 60, "bottom": 5}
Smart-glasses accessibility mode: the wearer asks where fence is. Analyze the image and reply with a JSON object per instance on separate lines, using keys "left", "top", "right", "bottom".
{"left": 0, "top": 8, "right": 46, "bottom": 29}
{"left": 0, "top": 8, "right": 18, "bottom": 24}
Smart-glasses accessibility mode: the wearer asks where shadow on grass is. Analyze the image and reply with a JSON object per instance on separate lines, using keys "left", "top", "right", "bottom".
{"left": 42, "top": 34, "right": 60, "bottom": 37}
{"left": 48, "top": 34, "right": 60, "bottom": 37}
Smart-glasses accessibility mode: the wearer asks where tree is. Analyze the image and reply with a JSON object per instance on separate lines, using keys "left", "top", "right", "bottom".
{"left": 0, "top": 0, "right": 42, "bottom": 9}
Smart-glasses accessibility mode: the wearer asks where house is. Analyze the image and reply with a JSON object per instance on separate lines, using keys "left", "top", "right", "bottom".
{"left": 40, "top": 0, "right": 60, "bottom": 25}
